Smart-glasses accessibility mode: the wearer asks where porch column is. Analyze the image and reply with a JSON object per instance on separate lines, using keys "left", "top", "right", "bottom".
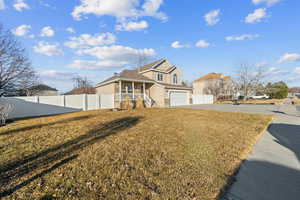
{"left": 119, "top": 80, "right": 122, "bottom": 103}
{"left": 132, "top": 82, "right": 135, "bottom": 99}
{"left": 143, "top": 82, "right": 146, "bottom": 98}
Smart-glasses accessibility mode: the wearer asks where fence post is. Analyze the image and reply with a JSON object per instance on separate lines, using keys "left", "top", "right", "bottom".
{"left": 83, "top": 94, "right": 87, "bottom": 111}
{"left": 35, "top": 96, "right": 39, "bottom": 104}
{"left": 61, "top": 95, "right": 66, "bottom": 107}
{"left": 96, "top": 94, "right": 101, "bottom": 109}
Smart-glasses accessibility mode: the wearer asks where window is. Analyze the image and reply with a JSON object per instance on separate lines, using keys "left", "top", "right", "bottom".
{"left": 157, "top": 73, "right": 163, "bottom": 82}
{"left": 173, "top": 74, "right": 178, "bottom": 84}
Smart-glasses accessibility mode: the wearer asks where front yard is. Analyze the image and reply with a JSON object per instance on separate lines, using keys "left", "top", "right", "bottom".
{"left": 0, "top": 108, "right": 272, "bottom": 199}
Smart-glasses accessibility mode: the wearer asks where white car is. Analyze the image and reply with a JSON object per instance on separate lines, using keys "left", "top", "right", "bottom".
{"left": 250, "top": 94, "right": 270, "bottom": 99}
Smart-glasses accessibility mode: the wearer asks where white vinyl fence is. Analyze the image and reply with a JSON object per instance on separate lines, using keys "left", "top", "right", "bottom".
{"left": 192, "top": 94, "right": 214, "bottom": 105}
{"left": 1, "top": 94, "right": 114, "bottom": 119}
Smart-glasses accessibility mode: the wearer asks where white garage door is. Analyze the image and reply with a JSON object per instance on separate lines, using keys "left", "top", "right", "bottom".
{"left": 170, "top": 92, "right": 188, "bottom": 107}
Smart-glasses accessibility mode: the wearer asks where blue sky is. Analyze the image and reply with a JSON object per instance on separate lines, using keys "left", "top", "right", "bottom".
{"left": 0, "top": 0, "right": 299, "bottom": 92}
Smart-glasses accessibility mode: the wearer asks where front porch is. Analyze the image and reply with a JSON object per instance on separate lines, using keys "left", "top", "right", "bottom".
{"left": 114, "top": 80, "right": 154, "bottom": 108}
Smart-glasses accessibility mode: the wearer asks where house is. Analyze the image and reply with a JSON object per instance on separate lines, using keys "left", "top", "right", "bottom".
{"left": 193, "top": 73, "right": 234, "bottom": 100}
{"left": 95, "top": 59, "right": 192, "bottom": 108}
{"left": 25, "top": 84, "right": 58, "bottom": 96}
{"left": 288, "top": 87, "right": 300, "bottom": 98}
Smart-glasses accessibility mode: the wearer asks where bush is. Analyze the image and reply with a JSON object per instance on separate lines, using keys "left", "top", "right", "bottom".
{"left": 266, "top": 81, "right": 288, "bottom": 99}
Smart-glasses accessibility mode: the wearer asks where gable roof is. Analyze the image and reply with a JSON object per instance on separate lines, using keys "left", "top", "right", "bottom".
{"left": 138, "top": 59, "right": 166, "bottom": 72}
{"left": 28, "top": 84, "right": 58, "bottom": 91}
{"left": 96, "top": 69, "right": 154, "bottom": 87}
{"left": 194, "top": 73, "right": 231, "bottom": 82}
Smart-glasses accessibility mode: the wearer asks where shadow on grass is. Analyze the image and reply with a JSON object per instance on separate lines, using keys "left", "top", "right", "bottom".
{"left": 0, "top": 116, "right": 142, "bottom": 197}
{"left": 0, "top": 115, "right": 97, "bottom": 136}
{"left": 218, "top": 123, "right": 300, "bottom": 200}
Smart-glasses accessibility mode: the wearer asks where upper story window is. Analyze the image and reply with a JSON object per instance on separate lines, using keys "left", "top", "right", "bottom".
{"left": 157, "top": 73, "right": 163, "bottom": 82}
{"left": 173, "top": 74, "right": 178, "bottom": 84}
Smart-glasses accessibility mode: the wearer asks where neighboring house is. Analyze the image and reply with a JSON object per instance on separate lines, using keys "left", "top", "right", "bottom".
{"left": 193, "top": 73, "right": 234, "bottom": 100}
{"left": 26, "top": 84, "right": 58, "bottom": 96}
{"left": 95, "top": 59, "right": 192, "bottom": 107}
{"left": 288, "top": 87, "right": 300, "bottom": 98}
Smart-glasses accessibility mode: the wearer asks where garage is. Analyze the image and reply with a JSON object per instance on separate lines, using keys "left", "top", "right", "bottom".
{"left": 170, "top": 91, "right": 189, "bottom": 106}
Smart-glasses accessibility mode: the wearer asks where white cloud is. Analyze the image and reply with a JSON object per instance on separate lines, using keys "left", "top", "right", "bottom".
{"left": 252, "top": 0, "right": 281, "bottom": 6}
{"left": 71, "top": 0, "right": 167, "bottom": 21}
{"left": 225, "top": 34, "right": 260, "bottom": 41}
{"left": 295, "top": 67, "right": 300, "bottom": 74}
{"left": 77, "top": 45, "right": 156, "bottom": 60}
{"left": 116, "top": 20, "right": 148, "bottom": 31}
{"left": 39, "top": 70, "right": 76, "bottom": 80}
{"left": 12, "top": 25, "right": 31, "bottom": 36}
{"left": 75, "top": 45, "right": 156, "bottom": 70}
{"left": 34, "top": 41, "right": 64, "bottom": 56}
{"left": 66, "top": 27, "right": 76, "bottom": 33}
{"left": 204, "top": 9, "right": 220, "bottom": 26}
{"left": 64, "top": 33, "right": 116, "bottom": 49}
{"left": 245, "top": 8, "right": 268, "bottom": 24}
{"left": 171, "top": 41, "right": 189, "bottom": 49}
{"left": 265, "top": 67, "right": 289, "bottom": 76}
{"left": 40, "top": 26, "right": 55, "bottom": 37}
{"left": 69, "top": 60, "right": 127, "bottom": 70}
{"left": 142, "top": 0, "right": 167, "bottom": 21}
{"left": 278, "top": 53, "right": 300, "bottom": 63}
{"left": 0, "top": 0, "right": 5, "bottom": 10}
{"left": 13, "top": 0, "right": 30, "bottom": 12}
{"left": 256, "top": 61, "right": 269, "bottom": 67}
{"left": 195, "top": 40, "right": 210, "bottom": 48}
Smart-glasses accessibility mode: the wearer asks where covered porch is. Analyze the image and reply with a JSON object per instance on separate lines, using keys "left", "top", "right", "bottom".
{"left": 114, "top": 80, "right": 154, "bottom": 107}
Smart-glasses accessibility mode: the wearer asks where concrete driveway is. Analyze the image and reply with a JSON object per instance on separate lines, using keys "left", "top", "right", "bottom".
{"left": 181, "top": 104, "right": 300, "bottom": 200}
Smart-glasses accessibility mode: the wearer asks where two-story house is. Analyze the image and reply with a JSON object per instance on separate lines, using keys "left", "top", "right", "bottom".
{"left": 193, "top": 73, "right": 234, "bottom": 100}
{"left": 95, "top": 59, "right": 192, "bottom": 107}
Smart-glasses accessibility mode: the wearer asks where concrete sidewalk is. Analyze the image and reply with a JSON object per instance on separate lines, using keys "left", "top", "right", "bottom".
{"left": 181, "top": 104, "right": 300, "bottom": 200}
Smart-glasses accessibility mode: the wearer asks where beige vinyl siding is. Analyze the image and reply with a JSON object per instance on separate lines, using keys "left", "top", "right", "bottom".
{"left": 149, "top": 84, "right": 165, "bottom": 107}
{"left": 193, "top": 81, "right": 206, "bottom": 95}
{"left": 96, "top": 83, "right": 116, "bottom": 94}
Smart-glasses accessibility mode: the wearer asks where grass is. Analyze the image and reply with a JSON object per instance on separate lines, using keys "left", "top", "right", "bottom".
{"left": 0, "top": 108, "right": 272, "bottom": 199}
{"left": 292, "top": 97, "right": 300, "bottom": 105}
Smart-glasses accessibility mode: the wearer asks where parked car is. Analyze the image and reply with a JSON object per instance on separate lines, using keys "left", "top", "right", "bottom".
{"left": 249, "top": 94, "right": 270, "bottom": 99}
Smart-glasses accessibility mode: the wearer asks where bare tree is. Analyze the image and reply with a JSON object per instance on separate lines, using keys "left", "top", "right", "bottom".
{"left": 234, "top": 63, "right": 265, "bottom": 100}
{"left": 72, "top": 76, "right": 92, "bottom": 89}
{"left": 0, "top": 24, "right": 38, "bottom": 96}
{"left": 204, "top": 78, "right": 225, "bottom": 100}
{"left": 18, "top": 71, "right": 40, "bottom": 96}
{"left": 66, "top": 75, "right": 95, "bottom": 94}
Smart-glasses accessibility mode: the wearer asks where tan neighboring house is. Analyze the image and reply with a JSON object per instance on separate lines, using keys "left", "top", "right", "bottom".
{"left": 193, "top": 73, "right": 234, "bottom": 100}
{"left": 95, "top": 59, "right": 192, "bottom": 108}
{"left": 27, "top": 84, "right": 59, "bottom": 96}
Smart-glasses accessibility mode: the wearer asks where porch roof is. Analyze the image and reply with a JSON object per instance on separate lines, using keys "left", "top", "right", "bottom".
{"left": 96, "top": 69, "right": 154, "bottom": 87}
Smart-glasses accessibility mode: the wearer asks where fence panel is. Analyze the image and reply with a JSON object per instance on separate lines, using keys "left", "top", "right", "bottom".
{"left": 192, "top": 95, "right": 214, "bottom": 104}
{"left": 87, "top": 94, "right": 99, "bottom": 110}
{"left": 39, "top": 96, "right": 63, "bottom": 107}
{"left": 65, "top": 95, "right": 84, "bottom": 110}
{"left": 101, "top": 94, "right": 114, "bottom": 109}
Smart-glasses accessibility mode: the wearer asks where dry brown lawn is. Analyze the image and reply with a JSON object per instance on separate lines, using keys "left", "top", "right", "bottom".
{"left": 0, "top": 109, "right": 272, "bottom": 200}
